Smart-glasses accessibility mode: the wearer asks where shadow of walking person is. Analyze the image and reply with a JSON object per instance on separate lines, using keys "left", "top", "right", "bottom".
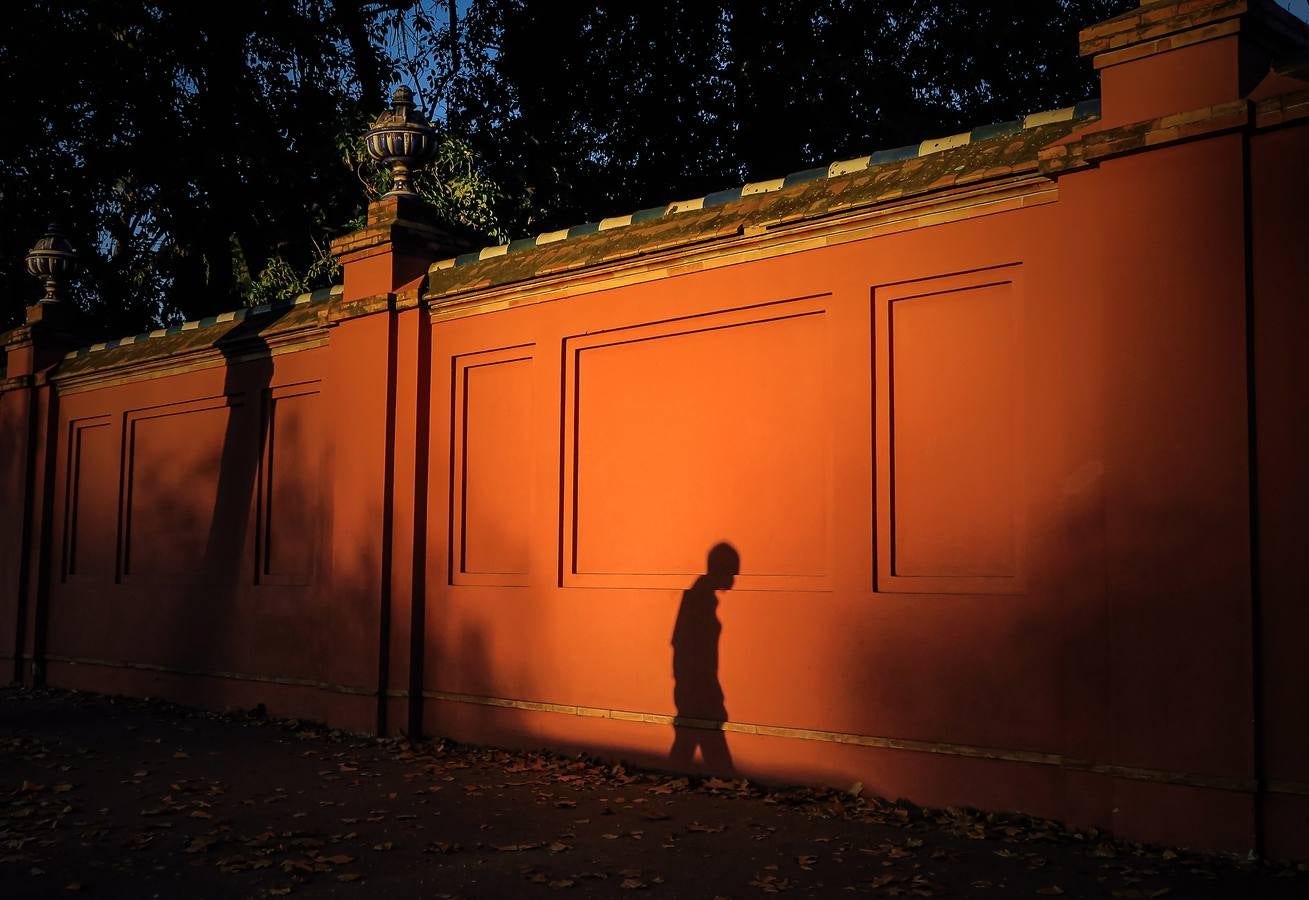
{"left": 670, "top": 542, "right": 739, "bottom": 774}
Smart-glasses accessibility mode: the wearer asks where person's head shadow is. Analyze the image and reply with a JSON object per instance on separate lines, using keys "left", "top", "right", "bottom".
{"left": 669, "top": 542, "right": 739, "bottom": 774}
{"left": 702, "top": 541, "right": 740, "bottom": 592}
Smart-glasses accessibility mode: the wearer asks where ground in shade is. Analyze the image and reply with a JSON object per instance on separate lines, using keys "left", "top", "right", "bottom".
{"left": 1, "top": 688, "right": 1304, "bottom": 899}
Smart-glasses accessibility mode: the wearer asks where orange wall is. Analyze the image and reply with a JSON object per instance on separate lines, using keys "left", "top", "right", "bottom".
{"left": 417, "top": 131, "right": 1275, "bottom": 853}
{"left": 2, "top": 99, "right": 1306, "bottom": 861}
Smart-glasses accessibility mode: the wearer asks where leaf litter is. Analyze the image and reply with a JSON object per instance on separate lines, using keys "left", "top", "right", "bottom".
{"left": 2, "top": 686, "right": 1307, "bottom": 899}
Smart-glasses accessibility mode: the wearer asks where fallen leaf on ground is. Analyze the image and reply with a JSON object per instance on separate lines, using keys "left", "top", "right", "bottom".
{"left": 184, "top": 834, "right": 221, "bottom": 853}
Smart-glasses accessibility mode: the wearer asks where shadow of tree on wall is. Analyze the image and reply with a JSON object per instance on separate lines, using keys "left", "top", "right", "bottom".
{"left": 189, "top": 310, "right": 285, "bottom": 701}
{"left": 669, "top": 541, "right": 739, "bottom": 774}
{"left": 205, "top": 314, "right": 279, "bottom": 569}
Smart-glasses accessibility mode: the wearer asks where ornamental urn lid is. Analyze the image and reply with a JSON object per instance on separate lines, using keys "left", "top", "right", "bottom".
{"left": 25, "top": 223, "right": 77, "bottom": 304}
{"left": 365, "top": 86, "right": 439, "bottom": 197}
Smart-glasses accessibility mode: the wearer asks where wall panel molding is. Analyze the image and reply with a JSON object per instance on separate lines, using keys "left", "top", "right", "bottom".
{"left": 119, "top": 395, "right": 239, "bottom": 584}
{"left": 449, "top": 345, "right": 535, "bottom": 586}
{"left": 60, "top": 414, "right": 118, "bottom": 583}
{"left": 256, "top": 381, "right": 323, "bottom": 586}
{"left": 560, "top": 296, "right": 835, "bottom": 591}
{"left": 873, "top": 265, "right": 1027, "bottom": 594}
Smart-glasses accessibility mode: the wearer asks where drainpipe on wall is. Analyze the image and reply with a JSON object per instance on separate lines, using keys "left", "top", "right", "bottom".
{"left": 1240, "top": 126, "right": 1267, "bottom": 861}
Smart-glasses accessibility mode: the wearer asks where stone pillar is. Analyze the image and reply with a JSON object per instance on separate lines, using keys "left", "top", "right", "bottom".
{"left": 2, "top": 227, "right": 82, "bottom": 685}
{"left": 326, "top": 200, "right": 463, "bottom": 734}
{"left": 331, "top": 194, "right": 466, "bottom": 302}
{"left": 324, "top": 86, "right": 470, "bottom": 735}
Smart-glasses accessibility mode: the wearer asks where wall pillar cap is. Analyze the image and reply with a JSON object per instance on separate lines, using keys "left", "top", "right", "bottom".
{"left": 330, "top": 195, "right": 476, "bottom": 302}
{"left": 330, "top": 195, "right": 468, "bottom": 266}
{"left": 1080, "top": 0, "right": 1309, "bottom": 70}
{"left": 1, "top": 316, "right": 83, "bottom": 381}
{"left": 25, "top": 299, "right": 72, "bottom": 327}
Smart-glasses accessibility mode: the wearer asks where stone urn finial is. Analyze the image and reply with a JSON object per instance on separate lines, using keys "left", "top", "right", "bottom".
{"left": 25, "top": 223, "right": 77, "bottom": 304}
{"left": 365, "top": 85, "right": 439, "bottom": 197}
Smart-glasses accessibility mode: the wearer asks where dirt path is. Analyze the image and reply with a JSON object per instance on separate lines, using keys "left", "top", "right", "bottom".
{"left": 1, "top": 688, "right": 1304, "bottom": 899}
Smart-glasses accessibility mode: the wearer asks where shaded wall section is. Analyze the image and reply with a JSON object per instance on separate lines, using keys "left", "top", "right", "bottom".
{"left": 0, "top": 377, "right": 29, "bottom": 673}
{"left": 2, "top": 302, "right": 387, "bottom": 732}
{"left": 1251, "top": 118, "right": 1309, "bottom": 862}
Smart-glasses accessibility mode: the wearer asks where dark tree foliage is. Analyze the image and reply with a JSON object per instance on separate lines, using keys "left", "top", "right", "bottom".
{"left": 446, "top": 0, "right": 1136, "bottom": 234}
{"left": 0, "top": 0, "right": 391, "bottom": 334}
{"left": 1, "top": 0, "right": 1136, "bottom": 333}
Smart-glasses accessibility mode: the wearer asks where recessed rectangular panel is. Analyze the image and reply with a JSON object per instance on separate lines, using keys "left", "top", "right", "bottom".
{"left": 258, "top": 385, "right": 322, "bottom": 585}
{"left": 564, "top": 299, "right": 832, "bottom": 591}
{"left": 64, "top": 417, "right": 118, "bottom": 580}
{"left": 875, "top": 269, "right": 1025, "bottom": 594}
{"left": 123, "top": 397, "right": 237, "bottom": 582}
{"left": 451, "top": 348, "right": 534, "bottom": 585}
